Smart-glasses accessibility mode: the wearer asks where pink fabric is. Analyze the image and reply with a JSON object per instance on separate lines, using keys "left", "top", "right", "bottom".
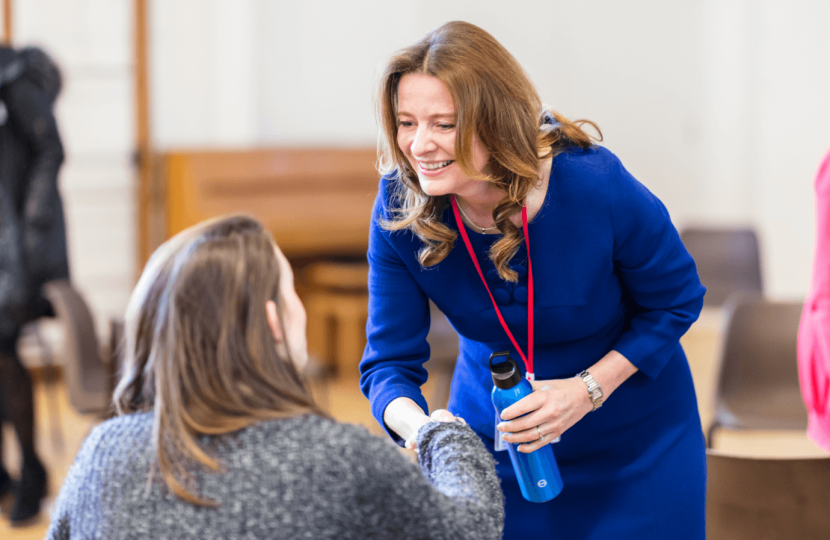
{"left": 798, "top": 147, "right": 830, "bottom": 452}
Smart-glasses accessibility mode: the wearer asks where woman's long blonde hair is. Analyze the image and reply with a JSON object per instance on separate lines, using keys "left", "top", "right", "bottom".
{"left": 113, "top": 214, "right": 327, "bottom": 505}
{"left": 377, "top": 21, "right": 602, "bottom": 281}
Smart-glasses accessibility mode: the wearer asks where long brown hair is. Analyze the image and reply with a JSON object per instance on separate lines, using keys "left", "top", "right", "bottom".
{"left": 113, "top": 214, "right": 327, "bottom": 505}
{"left": 377, "top": 21, "right": 602, "bottom": 281}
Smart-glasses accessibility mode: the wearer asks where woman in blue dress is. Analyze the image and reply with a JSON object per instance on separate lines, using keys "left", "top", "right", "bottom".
{"left": 360, "top": 21, "right": 706, "bottom": 539}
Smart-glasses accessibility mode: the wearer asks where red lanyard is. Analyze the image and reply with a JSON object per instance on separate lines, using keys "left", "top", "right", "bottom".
{"left": 450, "top": 195, "right": 535, "bottom": 381}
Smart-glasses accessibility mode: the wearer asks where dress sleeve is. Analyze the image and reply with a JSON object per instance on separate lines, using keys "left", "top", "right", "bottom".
{"left": 359, "top": 179, "right": 432, "bottom": 444}
{"left": 353, "top": 421, "right": 504, "bottom": 540}
{"left": 607, "top": 157, "right": 706, "bottom": 378}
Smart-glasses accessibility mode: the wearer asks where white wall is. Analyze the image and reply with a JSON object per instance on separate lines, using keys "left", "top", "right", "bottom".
{"left": 752, "top": 0, "right": 830, "bottom": 299}
{"left": 695, "top": 0, "right": 830, "bottom": 299}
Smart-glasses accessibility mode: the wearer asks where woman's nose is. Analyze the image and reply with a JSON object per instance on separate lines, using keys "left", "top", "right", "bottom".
{"left": 410, "top": 127, "right": 436, "bottom": 157}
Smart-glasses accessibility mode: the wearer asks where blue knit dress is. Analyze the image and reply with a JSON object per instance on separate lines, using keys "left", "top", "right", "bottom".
{"left": 360, "top": 145, "right": 707, "bottom": 540}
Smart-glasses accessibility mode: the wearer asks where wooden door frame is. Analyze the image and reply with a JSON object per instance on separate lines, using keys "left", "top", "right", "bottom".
{"left": 134, "top": 0, "right": 153, "bottom": 274}
{"left": 2, "top": 0, "right": 12, "bottom": 44}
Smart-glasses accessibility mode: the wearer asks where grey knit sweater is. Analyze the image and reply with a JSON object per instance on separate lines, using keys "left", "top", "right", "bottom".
{"left": 46, "top": 412, "right": 504, "bottom": 539}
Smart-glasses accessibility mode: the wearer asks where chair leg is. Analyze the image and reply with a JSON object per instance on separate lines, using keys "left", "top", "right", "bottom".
{"left": 706, "top": 421, "right": 719, "bottom": 449}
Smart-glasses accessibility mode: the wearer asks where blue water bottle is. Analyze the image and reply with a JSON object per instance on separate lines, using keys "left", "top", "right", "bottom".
{"left": 490, "top": 351, "right": 563, "bottom": 503}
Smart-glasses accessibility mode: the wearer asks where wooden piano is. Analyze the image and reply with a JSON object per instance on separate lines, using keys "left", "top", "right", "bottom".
{"left": 163, "top": 147, "right": 380, "bottom": 257}
{"left": 161, "top": 147, "right": 381, "bottom": 376}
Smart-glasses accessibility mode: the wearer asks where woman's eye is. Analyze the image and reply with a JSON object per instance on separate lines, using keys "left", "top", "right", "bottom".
{"left": 438, "top": 124, "right": 455, "bottom": 130}
{"left": 397, "top": 120, "right": 413, "bottom": 127}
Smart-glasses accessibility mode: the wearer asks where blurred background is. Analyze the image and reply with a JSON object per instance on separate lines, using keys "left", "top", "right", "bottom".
{"left": 4, "top": 0, "right": 829, "bottom": 324}
{"left": 2, "top": 0, "right": 830, "bottom": 536}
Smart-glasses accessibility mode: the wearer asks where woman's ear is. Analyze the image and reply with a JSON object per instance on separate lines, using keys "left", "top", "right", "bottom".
{"left": 265, "top": 300, "right": 283, "bottom": 343}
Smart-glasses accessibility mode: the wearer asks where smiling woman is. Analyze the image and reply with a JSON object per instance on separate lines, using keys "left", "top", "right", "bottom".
{"left": 362, "top": 20, "right": 708, "bottom": 540}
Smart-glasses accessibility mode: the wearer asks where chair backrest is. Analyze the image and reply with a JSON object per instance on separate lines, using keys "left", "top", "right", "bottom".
{"left": 707, "top": 450, "right": 830, "bottom": 540}
{"left": 713, "top": 294, "right": 807, "bottom": 431}
{"left": 42, "top": 280, "right": 111, "bottom": 415}
{"left": 680, "top": 227, "right": 762, "bottom": 307}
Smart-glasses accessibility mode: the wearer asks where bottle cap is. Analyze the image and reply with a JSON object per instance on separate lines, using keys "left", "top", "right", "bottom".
{"left": 490, "top": 351, "right": 523, "bottom": 390}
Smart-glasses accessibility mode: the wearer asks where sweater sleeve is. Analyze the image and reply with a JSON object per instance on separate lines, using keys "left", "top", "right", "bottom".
{"left": 606, "top": 155, "right": 706, "bottom": 378}
{"left": 359, "top": 179, "right": 432, "bottom": 444}
{"left": 45, "top": 422, "right": 108, "bottom": 540}
{"left": 353, "top": 421, "right": 504, "bottom": 540}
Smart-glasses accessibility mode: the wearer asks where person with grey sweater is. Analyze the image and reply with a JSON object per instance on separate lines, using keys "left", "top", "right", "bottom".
{"left": 46, "top": 215, "right": 504, "bottom": 539}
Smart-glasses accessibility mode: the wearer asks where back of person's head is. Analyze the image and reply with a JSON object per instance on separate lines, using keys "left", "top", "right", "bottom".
{"left": 0, "top": 46, "right": 61, "bottom": 101}
{"left": 19, "top": 46, "right": 62, "bottom": 102}
{"left": 113, "top": 214, "right": 325, "bottom": 504}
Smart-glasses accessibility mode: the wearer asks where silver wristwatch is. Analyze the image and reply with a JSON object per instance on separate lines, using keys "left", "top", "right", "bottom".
{"left": 577, "top": 370, "right": 603, "bottom": 411}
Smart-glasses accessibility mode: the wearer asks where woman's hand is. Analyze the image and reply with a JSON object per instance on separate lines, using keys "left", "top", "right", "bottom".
{"left": 497, "top": 351, "right": 638, "bottom": 453}
{"left": 384, "top": 397, "right": 467, "bottom": 452}
{"left": 496, "top": 377, "right": 592, "bottom": 453}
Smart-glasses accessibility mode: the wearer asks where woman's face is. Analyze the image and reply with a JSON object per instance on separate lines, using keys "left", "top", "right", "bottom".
{"left": 267, "top": 246, "right": 308, "bottom": 371}
{"left": 396, "top": 73, "right": 489, "bottom": 199}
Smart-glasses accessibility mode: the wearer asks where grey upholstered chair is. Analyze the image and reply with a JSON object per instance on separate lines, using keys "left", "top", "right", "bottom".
{"left": 43, "top": 280, "right": 113, "bottom": 416}
{"left": 680, "top": 227, "right": 763, "bottom": 307}
{"left": 707, "top": 294, "right": 807, "bottom": 447}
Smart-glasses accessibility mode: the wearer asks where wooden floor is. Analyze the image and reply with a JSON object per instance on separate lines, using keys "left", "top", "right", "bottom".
{"left": 1, "top": 308, "right": 827, "bottom": 537}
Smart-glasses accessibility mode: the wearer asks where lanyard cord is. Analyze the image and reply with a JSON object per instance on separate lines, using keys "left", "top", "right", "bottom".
{"left": 450, "top": 195, "right": 535, "bottom": 381}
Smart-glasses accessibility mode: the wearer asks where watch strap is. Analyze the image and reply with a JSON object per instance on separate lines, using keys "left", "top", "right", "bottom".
{"left": 578, "top": 370, "right": 603, "bottom": 411}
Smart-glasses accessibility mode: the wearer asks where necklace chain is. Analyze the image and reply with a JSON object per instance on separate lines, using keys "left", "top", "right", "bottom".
{"left": 456, "top": 201, "right": 497, "bottom": 233}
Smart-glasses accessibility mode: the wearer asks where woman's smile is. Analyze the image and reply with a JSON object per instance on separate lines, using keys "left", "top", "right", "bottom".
{"left": 418, "top": 159, "right": 455, "bottom": 173}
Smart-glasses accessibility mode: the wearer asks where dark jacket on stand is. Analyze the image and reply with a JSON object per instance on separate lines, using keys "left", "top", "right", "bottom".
{"left": 0, "top": 46, "right": 69, "bottom": 340}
